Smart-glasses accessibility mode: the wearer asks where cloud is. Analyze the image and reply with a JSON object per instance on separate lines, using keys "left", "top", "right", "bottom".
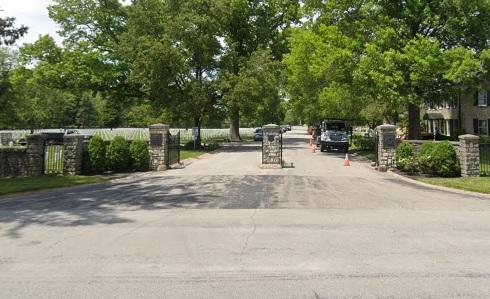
{"left": 0, "top": 0, "right": 62, "bottom": 46}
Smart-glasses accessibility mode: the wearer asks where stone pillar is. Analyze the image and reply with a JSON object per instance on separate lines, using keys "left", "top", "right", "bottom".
{"left": 63, "top": 135, "right": 84, "bottom": 175}
{"left": 260, "top": 124, "right": 282, "bottom": 169}
{"left": 26, "top": 134, "right": 47, "bottom": 176}
{"left": 458, "top": 134, "right": 480, "bottom": 177}
{"left": 149, "top": 124, "right": 169, "bottom": 171}
{"left": 376, "top": 124, "right": 397, "bottom": 172}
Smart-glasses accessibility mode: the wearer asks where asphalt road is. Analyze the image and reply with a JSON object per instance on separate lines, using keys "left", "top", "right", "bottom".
{"left": 1, "top": 126, "right": 490, "bottom": 298}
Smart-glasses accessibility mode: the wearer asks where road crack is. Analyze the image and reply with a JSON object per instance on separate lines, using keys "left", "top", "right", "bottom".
{"left": 239, "top": 209, "right": 257, "bottom": 266}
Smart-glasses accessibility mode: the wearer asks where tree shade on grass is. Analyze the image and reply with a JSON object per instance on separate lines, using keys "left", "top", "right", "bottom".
{"left": 420, "top": 177, "right": 490, "bottom": 195}
{"left": 0, "top": 176, "right": 110, "bottom": 196}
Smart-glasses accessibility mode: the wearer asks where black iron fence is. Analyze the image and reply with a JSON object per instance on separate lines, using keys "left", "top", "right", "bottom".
{"left": 44, "top": 144, "right": 64, "bottom": 174}
{"left": 167, "top": 131, "right": 180, "bottom": 167}
{"left": 480, "top": 143, "right": 490, "bottom": 176}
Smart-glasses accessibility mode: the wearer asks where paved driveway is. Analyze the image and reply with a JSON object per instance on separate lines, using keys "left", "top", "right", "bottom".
{"left": 1, "top": 127, "right": 490, "bottom": 298}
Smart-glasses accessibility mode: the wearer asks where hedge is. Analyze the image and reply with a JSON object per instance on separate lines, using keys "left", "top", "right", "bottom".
{"left": 130, "top": 140, "right": 150, "bottom": 171}
{"left": 395, "top": 141, "right": 416, "bottom": 173}
{"left": 87, "top": 135, "right": 107, "bottom": 173}
{"left": 107, "top": 136, "right": 131, "bottom": 172}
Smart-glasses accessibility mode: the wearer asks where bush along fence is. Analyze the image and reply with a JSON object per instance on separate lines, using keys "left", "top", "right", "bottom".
{"left": 1, "top": 124, "right": 180, "bottom": 177}
{"left": 375, "top": 124, "right": 481, "bottom": 177}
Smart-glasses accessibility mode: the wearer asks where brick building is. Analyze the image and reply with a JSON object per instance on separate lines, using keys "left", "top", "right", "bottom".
{"left": 423, "top": 85, "right": 490, "bottom": 137}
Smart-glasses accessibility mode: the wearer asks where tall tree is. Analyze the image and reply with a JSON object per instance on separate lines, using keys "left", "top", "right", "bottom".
{"left": 119, "top": 0, "right": 223, "bottom": 144}
{"left": 295, "top": 0, "right": 490, "bottom": 138}
{"left": 48, "top": 0, "right": 137, "bottom": 127}
{"left": 219, "top": 0, "right": 300, "bottom": 140}
{"left": 0, "top": 15, "right": 28, "bottom": 46}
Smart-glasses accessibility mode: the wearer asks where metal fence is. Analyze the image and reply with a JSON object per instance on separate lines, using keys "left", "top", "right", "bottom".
{"left": 44, "top": 144, "right": 64, "bottom": 174}
{"left": 167, "top": 131, "right": 180, "bottom": 167}
{"left": 480, "top": 143, "right": 490, "bottom": 176}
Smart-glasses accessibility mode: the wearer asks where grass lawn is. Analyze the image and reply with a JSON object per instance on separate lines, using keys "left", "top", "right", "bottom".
{"left": 180, "top": 149, "right": 212, "bottom": 160}
{"left": 0, "top": 175, "right": 110, "bottom": 196}
{"left": 420, "top": 177, "right": 490, "bottom": 194}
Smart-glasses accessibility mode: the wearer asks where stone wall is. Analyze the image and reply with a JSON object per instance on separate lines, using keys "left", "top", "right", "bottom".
{"left": 63, "top": 135, "right": 84, "bottom": 175}
{"left": 149, "top": 124, "right": 169, "bottom": 171}
{"left": 403, "top": 135, "right": 480, "bottom": 177}
{"left": 0, "top": 147, "right": 29, "bottom": 176}
{"left": 261, "top": 124, "right": 282, "bottom": 169}
{"left": 404, "top": 140, "right": 460, "bottom": 157}
{"left": 0, "top": 134, "right": 46, "bottom": 177}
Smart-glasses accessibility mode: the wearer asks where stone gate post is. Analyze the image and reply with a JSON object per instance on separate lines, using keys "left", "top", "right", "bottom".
{"left": 63, "top": 135, "right": 84, "bottom": 175}
{"left": 149, "top": 124, "right": 169, "bottom": 171}
{"left": 376, "top": 124, "right": 397, "bottom": 172}
{"left": 458, "top": 134, "right": 480, "bottom": 177}
{"left": 26, "top": 134, "right": 47, "bottom": 176}
{"left": 260, "top": 124, "right": 282, "bottom": 169}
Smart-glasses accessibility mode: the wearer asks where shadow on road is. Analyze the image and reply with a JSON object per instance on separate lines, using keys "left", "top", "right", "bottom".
{"left": 0, "top": 174, "right": 289, "bottom": 238}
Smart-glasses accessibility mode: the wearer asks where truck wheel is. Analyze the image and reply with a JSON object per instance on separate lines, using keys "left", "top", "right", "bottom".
{"left": 320, "top": 145, "right": 325, "bottom": 152}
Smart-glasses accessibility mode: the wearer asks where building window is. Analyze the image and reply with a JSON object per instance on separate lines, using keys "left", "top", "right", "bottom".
{"left": 478, "top": 91, "right": 488, "bottom": 107}
{"left": 479, "top": 120, "right": 488, "bottom": 135}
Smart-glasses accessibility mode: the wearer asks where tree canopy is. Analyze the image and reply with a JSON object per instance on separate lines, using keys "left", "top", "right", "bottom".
{"left": 286, "top": 0, "right": 490, "bottom": 137}
{"left": 1, "top": 0, "right": 489, "bottom": 140}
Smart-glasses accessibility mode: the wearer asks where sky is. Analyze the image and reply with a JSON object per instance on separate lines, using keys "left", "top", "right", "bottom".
{"left": 0, "top": 0, "right": 62, "bottom": 46}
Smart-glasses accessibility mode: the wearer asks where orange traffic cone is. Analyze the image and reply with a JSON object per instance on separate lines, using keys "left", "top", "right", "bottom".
{"left": 343, "top": 153, "right": 350, "bottom": 166}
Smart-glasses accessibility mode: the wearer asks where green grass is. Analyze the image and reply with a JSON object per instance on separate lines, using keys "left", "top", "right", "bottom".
{"left": 180, "top": 149, "right": 212, "bottom": 160}
{"left": 351, "top": 149, "right": 375, "bottom": 162}
{"left": 420, "top": 177, "right": 490, "bottom": 194}
{"left": 0, "top": 175, "right": 111, "bottom": 196}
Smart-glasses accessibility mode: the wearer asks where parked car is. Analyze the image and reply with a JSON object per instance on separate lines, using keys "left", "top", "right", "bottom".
{"left": 280, "top": 125, "right": 288, "bottom": 133}
{"left": 254, "top": 128, "right": 263, "bottom": 141}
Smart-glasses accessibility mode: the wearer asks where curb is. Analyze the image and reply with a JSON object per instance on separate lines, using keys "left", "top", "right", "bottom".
{"left": 387, "top": 170, "right": 490, "bottom": 199}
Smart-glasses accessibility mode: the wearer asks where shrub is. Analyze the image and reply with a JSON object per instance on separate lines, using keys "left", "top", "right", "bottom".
{"left": 107, "top": 136, "right": 130, "bottom": 172}
{"left": 352, "top": 134, "right": 375, "bottom": 151}
{"left": 130, "top": 140, "right": 150, "bottom": 171}
{"left": 431, "top": 141, "right": 460, "bottom": 177}
{"left": 87, "top": 135, "right": 106, "bottom": 173}
{"left": 418, "top": 142, "right": 436, "bottom": 175}
{"left": 395, "top": 142, "right": 416, "bottom": 173}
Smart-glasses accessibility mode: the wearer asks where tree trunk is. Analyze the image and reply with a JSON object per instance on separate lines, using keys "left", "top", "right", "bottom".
{"left": 229, "top": 108, "right": 241, "bottom": 141}
{"left": 407, "top": 103, "right": 421, "bottom": 140}
{"left": 194, "top": 116, "right": 202, "bottom": 149}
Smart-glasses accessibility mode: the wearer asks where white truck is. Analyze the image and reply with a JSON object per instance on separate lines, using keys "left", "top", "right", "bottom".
{"left": 319, "top": 119, "right": 350, "bottom": 153}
